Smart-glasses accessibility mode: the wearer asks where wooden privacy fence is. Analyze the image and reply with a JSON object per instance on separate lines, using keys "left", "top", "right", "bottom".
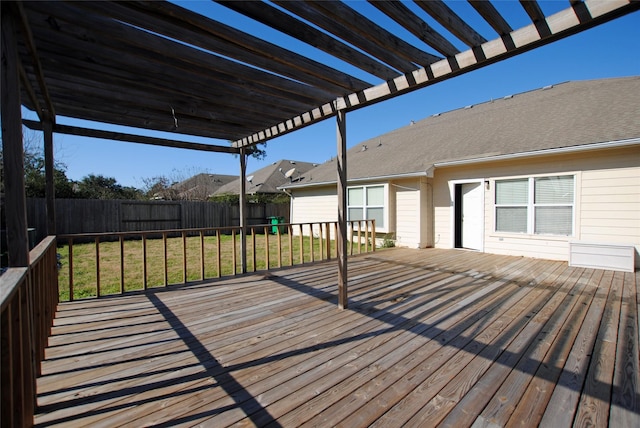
{"left": 0, "top": 236, "right": 59, "bottom": 427}
{"left": 58, "top": 220, "right": 375, "bottom": 301}
{"left": 24, "top": 198, "right": 289, "bottom": 244}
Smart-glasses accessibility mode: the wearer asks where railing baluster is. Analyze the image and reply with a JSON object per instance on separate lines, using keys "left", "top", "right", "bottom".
{"left": 142, "top": 234, "right": 148, "bottom": 290}
{"left": 232, "top": 229, "right": 237, "bottom": 276}
{"left": 371, "top": 220, "right": 376, "bottom": 252}
{"left": 334, "top": 222, "right": 338, "bottom": 259}
{"left": 119, "top": 235, "right": 125, "bottom": 294}
{"left": 95, "top": 236, "right": 101, "bottom": 297}
{"left": 288, "top": 224, "right": 293, "bottom": 266}
{"left": 309, "top": 223, "right": 314, "bottom": 263}
{"left": 349, "top": 222, "right": 354, "bottom": 256}
{"left": 299, "top": 224, "right": 304, "bottom": 264}
{"left": 182, "top": 231, "right": 187, "bottom": 284}
{"left": 163, "top": 232, "right": 168, "bottom": 286}
{"left": 216, "top": 230, "right": 221, "bottom": 278}
{"left": 364, "top": 222, "right": 369, "bottom": 253}
{"left": 277, "top": 226, "right": 282, "bottom": 268}
{"left": 264, "top": 226, "right": 270, "bottom": 270}
{"left": 23, "top": 281, "right": 35, "bottom": 420}
{"left": 200, "top": 230, "right": 205, "bottom": 281}
{"left": 318, "top": 223, "right": 324, "bottom": 260}
{"left": 251, "top": 227, "right": 257, "bottom": 272}
{"left": 325, "top": 222, "right": 331, "bottom": 260}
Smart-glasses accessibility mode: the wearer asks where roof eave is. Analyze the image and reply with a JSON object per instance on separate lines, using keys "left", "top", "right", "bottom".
{"left": 279, "top": 170, "right": 433, "bottom": 190}
{"left": 433, "top": 138, "right": 640, "bottom": 168}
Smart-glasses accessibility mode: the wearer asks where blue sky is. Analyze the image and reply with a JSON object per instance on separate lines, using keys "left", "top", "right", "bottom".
{"left": 22, "top": 2, "right": 640, "bottom": 189}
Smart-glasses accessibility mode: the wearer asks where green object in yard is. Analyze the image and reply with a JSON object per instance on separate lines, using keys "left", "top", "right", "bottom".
{"left": 267, "top": 216, "right": 285, "bottom": 234}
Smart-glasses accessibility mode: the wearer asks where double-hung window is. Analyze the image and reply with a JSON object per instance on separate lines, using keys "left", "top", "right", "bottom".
{"left": 347, "top": 185, "right": 385, "bottom": 228}
{"left": 495, "top": 175, "right": 574, "bottom": 236}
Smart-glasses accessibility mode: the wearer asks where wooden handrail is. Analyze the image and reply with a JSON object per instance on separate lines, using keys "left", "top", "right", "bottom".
{"left": 58, "top": 220, "right": 377, "bottom": 301}
{"left": 1, "top": 235, "right": 59, "bottom": 427}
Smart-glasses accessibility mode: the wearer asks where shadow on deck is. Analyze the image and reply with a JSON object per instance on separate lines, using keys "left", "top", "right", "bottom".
{"left": 35, "top": 248, "right": 639, "bottom": 427}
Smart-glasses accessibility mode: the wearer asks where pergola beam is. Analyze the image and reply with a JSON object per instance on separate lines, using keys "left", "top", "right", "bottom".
{"left": 219, "top": 0, "right": 401, "bottom": 82}
{"left": 415, "top": 0, "right": 488, "bottom": 47}
{"left": 22, "top": 120, "right": 241, "bottom": 154}
{"left": 296, "top": 0, "right": 442, "bottom": 68}
{"left": 469, "top": 0, "right": 514, "bottom": 35}
{"left": 15, "top": 1, "right": 55, "bottom": 120}
{"left": 368, "top": 0, "right": 459, "bottom": 57}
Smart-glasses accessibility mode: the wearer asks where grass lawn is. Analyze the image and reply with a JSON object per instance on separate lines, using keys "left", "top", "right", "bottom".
{"left": 57, "top": 232, "right": 367, "bottom": 301}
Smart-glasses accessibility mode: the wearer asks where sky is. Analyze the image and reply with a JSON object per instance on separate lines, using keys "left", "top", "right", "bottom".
{"left": 20, "top": 2, "right": 640, "bottom": 189}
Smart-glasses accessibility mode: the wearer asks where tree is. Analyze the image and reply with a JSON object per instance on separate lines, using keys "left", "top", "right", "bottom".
{"left": 0, "top": 127, "right": 75, "bottom": 198}
{"left": 22, "top": 149, "right": 76, "bottom": 198}
{"left": 74, "top": 174, "right": 143, "bottom": 200}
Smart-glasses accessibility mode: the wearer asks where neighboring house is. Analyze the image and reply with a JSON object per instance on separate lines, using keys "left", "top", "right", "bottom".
{"left": 167, "top": 173, "right": 237, "bottom": 200}
{"left": 282, "top": 77, "right": 640, "bottom": 271}
{"left": 215, "top": 159, "right": 318, "bottom": 196}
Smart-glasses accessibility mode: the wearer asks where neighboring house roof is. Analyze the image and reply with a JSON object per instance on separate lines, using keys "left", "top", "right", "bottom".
{"left": 283, "top": 76, "right": 640, "bottom": 188}
{"left": 215, "top": 160, "right": 318, "bottom": 195}
{"left": 172, "top": 173, "right": 238, "bottom": 199}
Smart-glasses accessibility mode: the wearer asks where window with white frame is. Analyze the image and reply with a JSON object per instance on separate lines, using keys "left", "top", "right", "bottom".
{"left": 347, "top": 185, "right": 385, "bottom": 228}
{"left": 495, "top": 175, "right": 574, "bottom": 236}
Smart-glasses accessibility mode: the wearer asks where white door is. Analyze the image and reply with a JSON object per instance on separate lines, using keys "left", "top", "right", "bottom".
{"left": 461, "top": 182, "right": 483, "bottom": 251}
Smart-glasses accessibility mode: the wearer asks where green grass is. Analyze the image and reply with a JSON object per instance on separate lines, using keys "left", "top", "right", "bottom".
{"left": 57, "top": 232, "right": 369, "bottom": 301}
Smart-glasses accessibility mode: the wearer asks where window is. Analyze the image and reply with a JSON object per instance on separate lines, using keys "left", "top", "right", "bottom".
{"left": 495, "top": 175, "right": 574, "bottom": 236}
{"left": 347, "top": 185, "right": 385, "bottom": 228}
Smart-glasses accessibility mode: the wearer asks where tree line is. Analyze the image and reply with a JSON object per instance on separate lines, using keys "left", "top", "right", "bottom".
{"left": 1, "top": 128, "right": 281, "bottom": 203}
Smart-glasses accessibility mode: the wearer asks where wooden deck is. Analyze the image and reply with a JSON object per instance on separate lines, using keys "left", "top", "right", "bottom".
{"left": 35, "top": 248, "right": 639, "bottom": 427}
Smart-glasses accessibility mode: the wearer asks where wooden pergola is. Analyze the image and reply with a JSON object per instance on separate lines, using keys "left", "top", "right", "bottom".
{"left": 3, "top": 0, "right": 639, "bottom": 309}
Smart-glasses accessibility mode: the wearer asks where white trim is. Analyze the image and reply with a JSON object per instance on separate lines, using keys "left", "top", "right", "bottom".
{"left": 347, "top": 183, "right": 389, "bottom": 232}
{"left": 280, "top": 170, "right": 431, "bottom": 190}
{"left": 434, "top": 138, "right": 640, "bottom": 168}
{"left": 493, "top": 174, "right": 576, "bottom": 237}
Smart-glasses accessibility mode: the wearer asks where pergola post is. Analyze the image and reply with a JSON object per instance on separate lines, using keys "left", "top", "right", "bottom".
{"left": 239, "top": 147, "right": 247, "bottom": 274}
{"left": 43, "top": 116, "right": 56, "bottom": 235}
{"left": 336, "top": 109, "right": 348, "bottom": 309}
{"left": 1, "top": 5, "right": 29, "bottom": 267}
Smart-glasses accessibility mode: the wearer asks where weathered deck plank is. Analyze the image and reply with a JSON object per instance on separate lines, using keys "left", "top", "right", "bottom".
{"left": 34, "top": 248, "right": 639, "bottom": 427}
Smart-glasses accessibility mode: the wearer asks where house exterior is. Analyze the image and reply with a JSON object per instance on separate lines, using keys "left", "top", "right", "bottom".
{"left": 282, "top": 77, "right": 640, "bottom": 271}
{"left": 215, "top": 159, "right": 318, "bottom": 196}
{"left": 163, "top": 173, "right": 237, "bottom": 200}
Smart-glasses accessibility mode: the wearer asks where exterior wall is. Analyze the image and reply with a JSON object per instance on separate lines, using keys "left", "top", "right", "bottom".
{"left": 289, "top": 186, "right": 338, "bottom": 237}
{"left": 393, "top": 180, "right": 420, "bottom": 248}
{"left": 390, "top": 177, "right": 432, "bottom": 248}
{"left": 433, "top": 145, "right": 640, "bottom": 266}
{"left": 290, "top": 186, "right": 337, "bottom": 224}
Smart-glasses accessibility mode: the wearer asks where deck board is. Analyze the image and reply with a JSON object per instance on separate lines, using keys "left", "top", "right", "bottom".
{"left": 35, "top": 248, "right": 639, "bottom": 427}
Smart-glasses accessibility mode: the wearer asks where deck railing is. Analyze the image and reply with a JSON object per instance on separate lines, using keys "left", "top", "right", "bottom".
{"left": 0, "top": 236, "right": 59, "bottom": 428}
{"left": 58, "top": 220, "right": 375, "bottom": 302}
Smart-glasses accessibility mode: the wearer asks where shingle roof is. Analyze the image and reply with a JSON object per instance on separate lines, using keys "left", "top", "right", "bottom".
{"left": 215, "top": 160, "right": 318, "bottom": 195}
{"left": 172, "top": 173, "right": 237, "bottom": 199}
{"left": 284, "top": 76, "right": 640, "bottom": 188}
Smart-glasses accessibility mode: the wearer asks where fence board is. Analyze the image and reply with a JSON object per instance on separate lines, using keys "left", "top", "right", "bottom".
{"left": 23, "top": 199, "right": 288, "bottom": 245}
